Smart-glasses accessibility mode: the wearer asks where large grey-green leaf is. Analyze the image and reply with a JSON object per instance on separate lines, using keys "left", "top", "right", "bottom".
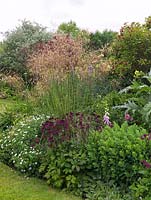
{"left": 113, "top": 101, "right": 139, "bottom": 113}
{"left": 142, "top": 102, "right": 151, "bottom": 122}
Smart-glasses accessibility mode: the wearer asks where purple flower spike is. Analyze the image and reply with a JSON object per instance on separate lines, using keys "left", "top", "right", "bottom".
{"left": 103, "top": 112, "right": 112, "bottom": 127}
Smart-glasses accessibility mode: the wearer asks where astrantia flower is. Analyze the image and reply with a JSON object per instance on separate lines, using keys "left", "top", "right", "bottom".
{"left": 124, "top": 113, "right": 133, "bottom": 121}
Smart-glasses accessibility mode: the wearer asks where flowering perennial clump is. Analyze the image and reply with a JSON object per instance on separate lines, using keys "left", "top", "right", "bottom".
{"left": 38, "top": 112, "right": 102, "bottom": 146}
{"left": 0, "top": 115, "right": 49, "bottom": 174}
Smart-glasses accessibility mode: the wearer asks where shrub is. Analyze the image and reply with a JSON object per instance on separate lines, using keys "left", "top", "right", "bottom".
{"left": 39, "top": 140, "right": 131, "bottom": 200}
{"left": 0, "top": 73, "right": 25, "bottom": 98}
{"left": 0, "top": 20, "right": 51, "bottom": 84}
{"left": 129, "top": 132, "right": 151, "bottom": 199}
{"left": 96, "top": 122, "right": 148, "bottom": 188}
{"left": 130, "top": 173, "right": 151, "bottom": 199}
{"left": 39, "top": 139, "right": 128, "bottom": 200}
{"left": 39, "top": 140, "right": 86, "bottom": 189}
{"left": 111, "top": 17, "right": 151, "bottom": 87}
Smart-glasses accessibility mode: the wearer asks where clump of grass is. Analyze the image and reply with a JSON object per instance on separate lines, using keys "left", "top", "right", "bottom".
{"left": 33, "top": 73, "right": 95, "bottom": 117}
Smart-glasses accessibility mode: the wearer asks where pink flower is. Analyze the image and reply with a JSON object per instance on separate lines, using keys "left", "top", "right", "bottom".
{"left": 124, "top": 113, "right": 133, "bottom": 121}
{"left": 141, "top": 160, "right": 151, "bottom": 169}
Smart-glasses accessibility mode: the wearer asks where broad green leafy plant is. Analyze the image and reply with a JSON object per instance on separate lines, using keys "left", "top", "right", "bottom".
{"left": 114, "top": 70, "right": 151, "bottom": 130}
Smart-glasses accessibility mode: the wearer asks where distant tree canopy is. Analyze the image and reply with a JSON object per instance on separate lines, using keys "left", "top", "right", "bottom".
{"left": 57, "top": 21, "right": 81, "bottom": 37}
{"left": 57, "top": 21, "right": 117, "bottom": 51}
{"left": 57, "top": 21, "right": 90, "bottom": 45}
{"left": 88, "top": 29, "right": 117, "bottom": 50}
{"left": 0, "top": 20, "right": 52, "bottom": 83}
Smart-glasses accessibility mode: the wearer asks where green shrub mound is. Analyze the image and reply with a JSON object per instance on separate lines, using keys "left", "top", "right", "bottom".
{"left": 96, "top": 122, "right": 148, "bottom": 187}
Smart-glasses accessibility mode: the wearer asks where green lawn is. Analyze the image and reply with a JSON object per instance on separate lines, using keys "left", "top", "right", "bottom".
{"left": 0, "top": 162, "right": 81, "bottom": 200}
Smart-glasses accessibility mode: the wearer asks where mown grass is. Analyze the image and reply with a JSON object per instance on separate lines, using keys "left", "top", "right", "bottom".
{"left": 0, "top": 162, "right": 81, "bottom": 200}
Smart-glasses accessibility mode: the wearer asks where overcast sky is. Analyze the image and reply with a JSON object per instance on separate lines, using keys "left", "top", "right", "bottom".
{"left": 0, "top": 0, "right": 151, "bottom": 39}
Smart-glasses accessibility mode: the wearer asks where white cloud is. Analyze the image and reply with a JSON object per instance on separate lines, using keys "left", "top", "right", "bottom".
{"left": 68, "top": 0, "right": 85, "bottom": 6}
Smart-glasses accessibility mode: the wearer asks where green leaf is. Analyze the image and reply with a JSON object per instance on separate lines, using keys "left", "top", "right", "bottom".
{"left": 113, "top": 100, "right": 139, "bottom": 113}
{"left": 142, "top": 102, "right": 151, "bottom": 122}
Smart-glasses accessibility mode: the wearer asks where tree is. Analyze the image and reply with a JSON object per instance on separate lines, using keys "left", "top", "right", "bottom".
{"left": 88, "top": 29, "right": 117, "bottom": 50}
{"left": 57, "top": 21, "right": 81, "bottom": 38}
{"left": 57, "top": 21, "right": 90, "bottom": 46}
{"left": 0, "top": 20, "right": 52, "bottom": 84}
